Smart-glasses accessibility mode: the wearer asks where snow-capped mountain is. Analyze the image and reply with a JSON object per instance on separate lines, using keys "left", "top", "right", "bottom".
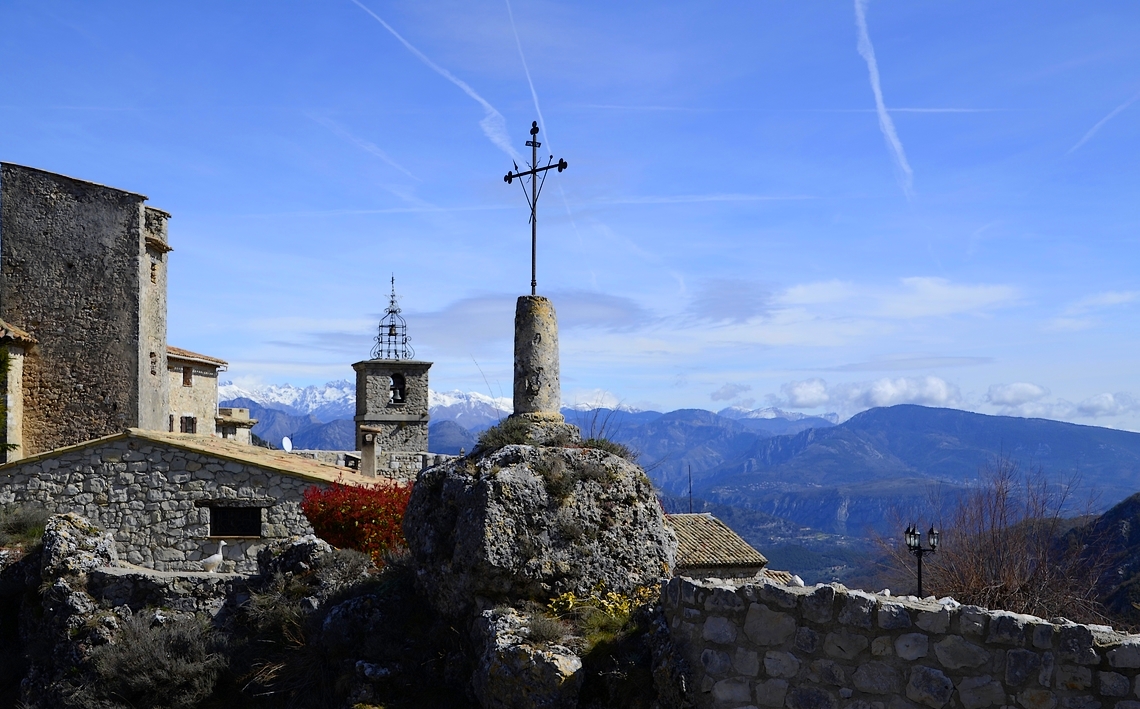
{"left": 717, "top": 405, "right": 839, "bottom": 424}
{"left": 219, "top": 381, "right": 512, "bottom": 429}
{"left": 219, "top": 380, "right": 356, "bottom": 421}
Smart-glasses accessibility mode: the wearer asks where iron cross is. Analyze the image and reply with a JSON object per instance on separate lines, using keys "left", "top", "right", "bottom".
{"left": 504, "top": 121, "right": 568, "bottom": 295}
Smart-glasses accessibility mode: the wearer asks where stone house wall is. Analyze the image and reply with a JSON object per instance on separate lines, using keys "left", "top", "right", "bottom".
{"left": 0, "top": 434, "right": 327, "bottom": 573}
{"left": 168, "top": 359, "right": 219, "bottom": 435}
{"left": 664, "top": 575, "right": 1140, "bottom": 709}
{"left": 0, "top": 163, "right": 169, "bottom": 456}
{"left": 352, "top": 359, "right": 431, "bottom": 452}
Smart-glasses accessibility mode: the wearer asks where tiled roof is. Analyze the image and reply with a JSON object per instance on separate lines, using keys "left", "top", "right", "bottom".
{"left": 0, "top": 318, "right": 36, "bottom": 344}
{"left": 666, "top": 513, "right": 768, "bottom": 570}
{"left": 0, "top": 428, "right": 395, "bottom": 488}
{"left": 167, "top": 346, "right": 228, "bottom": 367}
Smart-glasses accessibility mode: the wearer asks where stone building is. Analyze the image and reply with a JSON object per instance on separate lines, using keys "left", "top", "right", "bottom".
{"left": 167, "top": 345, "right": 227, "bottom": 436}
{"left": 0, "top": 428, "right": 387, "bottom": 573}
{"left": 667, "top": 512, "right": 773, "bottom": 580}
{"left": 216, "top": 407, "right": 257, "bottom": 445}
{"left": 352, "top": 278, "right": 433, "bottom": 478}
{"left": 0, "top": 163, "right": 234, "bottom": 460}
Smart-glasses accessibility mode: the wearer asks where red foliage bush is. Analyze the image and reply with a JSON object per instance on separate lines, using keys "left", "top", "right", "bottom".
{"left": 300, "top": 481, "right": 413, "bottom": 564}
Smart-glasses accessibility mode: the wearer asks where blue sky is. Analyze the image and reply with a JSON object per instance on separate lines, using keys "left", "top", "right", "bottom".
{"left": 3, "top": 2, "right": 1140, "bottom": 426}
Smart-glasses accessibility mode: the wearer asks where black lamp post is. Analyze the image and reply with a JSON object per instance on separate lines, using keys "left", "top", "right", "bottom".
{"left": 904, "top": 524, "right": 940, "bottom": 598}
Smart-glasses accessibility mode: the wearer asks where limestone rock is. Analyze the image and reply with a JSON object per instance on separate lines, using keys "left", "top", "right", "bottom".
{"left": 404, "top": 443, "right": 676, "bottom": 617}
{"left": 40, "top": 512, "right": 118, "bottom": 578}
{"left": 472, "top": 607, "right": 584, "bottom": 709}
{"left": 257, "top": 534, "right": 333, "bottom": 577}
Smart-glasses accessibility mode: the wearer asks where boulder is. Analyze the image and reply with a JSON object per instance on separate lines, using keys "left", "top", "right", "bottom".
{"left": 404, "top": 443, "right": 676, "bottom": 617}
{"left": 40, "top": 512, "right": 118, "bottom": 578}
{"left": 256, "top": 535, "right": 333, "bottom": 577}
{"left": 471, "top": 607, "right": 584, "bottom": 709}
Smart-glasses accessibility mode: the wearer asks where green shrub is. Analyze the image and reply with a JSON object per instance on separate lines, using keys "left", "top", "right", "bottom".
{"left": 581, "top": 437, "right": 637, "bottom": 462}
{"left": 525, "top": 613, "right": 568, "bottom": 645}
{"left": 0, "top": 505, "right": 48, "bottom": 547}
{"left": 535, "top": 456, "right": 579, "bottom": 503}
{"left": 73, "top": 613, "right": 226, "bottom": 709}
{"left": 476, "top": 417, "right": 531, "bottom": 451}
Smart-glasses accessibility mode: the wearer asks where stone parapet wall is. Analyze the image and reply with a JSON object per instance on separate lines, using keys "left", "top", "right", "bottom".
{"left": 0, "top": 437, "right": 320, "bottom": 573}
{"left": 664, "top": 575, "right": 1140, "bottom": 709}
{"left": 291, "top": 449, "right": 458, "bottom": 483}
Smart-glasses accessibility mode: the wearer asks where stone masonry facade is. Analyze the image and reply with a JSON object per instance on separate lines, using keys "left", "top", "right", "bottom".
{"left": 664, "top": 575, "right": 1140, "bottom": 709}
{"left": 0, "top": 430, "right": 344, "bottom": 573}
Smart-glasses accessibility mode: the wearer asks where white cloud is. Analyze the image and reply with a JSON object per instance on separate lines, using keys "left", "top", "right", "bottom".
{"left": 778, "top": 376, "right": 961, "bottom": 413}
{"left": 986, "top": 382, "right": 1050, "bottom": 407}
{"left": 1076, "top": 392, "right": 1140, "bottom": 418}
{"left": 1047, "top": 290, "right": 1138, "bottom": 331}
{"left": 710, "top": 383, "right": 752, "bottom": 401}
{"left": 879, "top": 277, "right": 1019, "bottom": 318}
{"left": 782, "top": 378, "right": 831, "bottom": 408}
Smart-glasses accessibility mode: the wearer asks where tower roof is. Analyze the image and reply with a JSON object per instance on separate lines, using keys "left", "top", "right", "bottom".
{"left": 372, "top": 275, "right": 415, "bottom": 360}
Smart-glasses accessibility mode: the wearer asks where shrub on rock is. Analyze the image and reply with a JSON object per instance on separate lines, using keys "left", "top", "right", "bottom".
{"left": 301, "top": 482, "right": 412, "bottom": 565}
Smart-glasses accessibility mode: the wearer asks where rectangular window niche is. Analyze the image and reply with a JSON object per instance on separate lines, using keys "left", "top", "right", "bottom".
{"left": 197, "top": 499, "right": 270, "bottom": 538}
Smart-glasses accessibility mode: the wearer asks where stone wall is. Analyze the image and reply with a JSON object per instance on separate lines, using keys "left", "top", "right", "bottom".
{"left": 0, "top": 436, "right": 321, "bottom": 573}
{"left": 352, "top": 359, "right": 430, "bottom": 452}
{"left": 138, "top": 206, "right": 170, "bottom": 432}
{"left": 664, "top": 575, "right": 1140, "bottom": 709}
{"left": 0, "top": 163, "right": 164, "bottom": 456}
{"left": 291, "top": 449, "right": 457, "bottom": 483}
{"left": 168, "top": 360, "right": 218, "bottom": 434}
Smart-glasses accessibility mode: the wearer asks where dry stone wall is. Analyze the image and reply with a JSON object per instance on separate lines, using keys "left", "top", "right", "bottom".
{"left": 664, "top": 576, "right": 1140, "bottom": 709}
{"left": 0, "top": 437, "right": 319, "bottom": 573}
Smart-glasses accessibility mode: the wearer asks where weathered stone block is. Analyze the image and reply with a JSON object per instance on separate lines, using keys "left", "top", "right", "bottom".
{"left": 1059, "top": 697, "right": 1100, "bottom": 709}
{"left": 960, "top": 606, "right": 988, "bottom": 635}
{"left": 956, "top": 676, "right": 1005, "bottom": 709}
{"left": 803, "top": 585, "right": 836, "bottom": 624}
{"left": 706, "top": 586, "right": 747, "bottom": 615}
{"left": 1056, "top": 664, "right": 1091, "bottom": 690}
{"left": 852, "top": 661, "right": 901, "bottom": 695}
{"left": 734, "top": 648, "right": 760, "bottom": 676}
{"left": 871, "top": 636, "right": 893, "bottom": 656}
{"left": 696, "top": 648, "right": 729, "bottom": 678}
{"left": 916, "top": 608, "right": 950, "bottom": 634}
{"left": 704, "top": 616, "right": 738, "bottom": 645}
{"left": 785, "top": 686, "right": 837, "bottom": 709}
{"left": 840, "top": 593, "right": 876, "bottom": 629}
{"left": 934, "top": 635, "right": 990, "bottom": 670}
{"left": 745, "top": 603, "right": 796, "bottom": 646}
{"left": 764, "top": 650, "right": 801, "bottom": 678}
{"left": 987, "top": 612, "right": 1028, "bottom": 646}
{"left": 796, "top": 626, "right": 820, "bottom": 654}
{"left": 712, "top": 677, "right": 751, "bottom": 704}
{"left": 1004, "top": 648, "right": 1041, "bottom": 686}
{"left": 754, "top": 678, "right": 787, "bottom": 707}
{"left": 895, "top": 633, "right": 928, "bottom": 660}
{"left": 1059, "top": 625, "right": 1099, "bottom": 665}
{"left": 810, "top": 659, "right": 846, "bottom": 686}
{"left": 758, "top": 581, "right": 799, "bottom": 609}
{"left": 905, "top": 666, "right": 953, "bottom": 709}
{"left": 878, "top": 603, "right": 912, "bottom": 630}
{"left": 1109, "top": 642, "right": 1140, "bottom": 668}
{"left": 1017, "top": 689, "right": 1057, "bottom": 709}
{"left": 824, "top": 629, "right": 869, "bottom": 660}
{"left": 1099, "top": 671, "right": 1129, "bottom": 697}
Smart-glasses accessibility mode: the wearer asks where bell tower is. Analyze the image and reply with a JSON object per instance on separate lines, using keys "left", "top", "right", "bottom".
{"left": 352, "top": 277, "right": 431, "bottom": 477}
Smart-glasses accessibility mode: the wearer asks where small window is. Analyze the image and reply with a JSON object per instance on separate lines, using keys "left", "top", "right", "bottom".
{"left": 150, "top": 261, "right": 157, "bottom": 284}
{"left": 183, "top": 366, "right": 193, "bottom": 387}
{"left": 390, "top": 373, "right": 406, "bottom": 404}
{"left": 180, "top": 416, "right": 196, "bottom": 434}
{"left": 209, "top": 506, "right": 261, "bottom": 537}
{"left": 149, "top": 352, "right": 157, "bottom": 376}
{"left": 221, "top": 425, "right": 237, "bottom": 439}
{"left": 168, "top": 414, "right": 174, "bottom": 433}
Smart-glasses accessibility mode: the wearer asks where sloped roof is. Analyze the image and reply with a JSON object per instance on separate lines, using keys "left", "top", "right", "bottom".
{"left": 667, "top": 513, "right": 768, "bottom": 570}
{"left": 0, "top": 318, "right": 36, "bottom": 345}
{"left": 167, "top": 346, "right": 228, "bottom": 367}
{"left": 0, "top": 428, "right": 393, "bottom": 488}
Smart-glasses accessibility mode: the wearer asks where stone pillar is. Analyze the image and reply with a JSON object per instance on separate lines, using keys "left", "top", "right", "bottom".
{"left": 360, "top": 429, "right": 378, "bottom": 478}
{"left": 513, "top": 295, "right": 562, "bottom": 420}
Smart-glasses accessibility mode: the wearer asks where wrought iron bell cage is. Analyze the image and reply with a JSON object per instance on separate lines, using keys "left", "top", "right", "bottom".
{"left": 372, "top": 276, "right": 415, "bottom": 360}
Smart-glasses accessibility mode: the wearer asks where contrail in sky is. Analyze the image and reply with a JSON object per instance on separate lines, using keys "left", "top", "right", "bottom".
{"left": 854, "top": 0, "right": 913, "bottom": 196}
{"left": 307, "top": 113, "right": 420, "bottom": 181}
{"left": 350, "top": 0, "right": 521, "bottom": 162}
{"left": 1068, "top": 92, "right": 1140, "bottom": 154}
{"left": 504, "top": 0, "right": 580, "bottom": 238}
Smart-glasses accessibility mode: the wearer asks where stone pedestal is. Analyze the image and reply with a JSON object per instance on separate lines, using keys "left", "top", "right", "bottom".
{"left": 513, "top": 296, "right": 562, "bottom": 421}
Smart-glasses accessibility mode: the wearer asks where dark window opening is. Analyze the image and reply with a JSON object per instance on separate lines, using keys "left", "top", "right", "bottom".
{"left": 390, "top": 373, "right": 406, "bottom": 404}
{"left": 221, "top": 425, "right": 237, "bottom": 439}
{"left": 149, "top": 352, "right": 157, "bottom": 376}
{"left": 150, "top": 261, "right": 157, "bottom": 284}
{"left": 183, "top": 366, "right": 193, "bottom": 387}
{"left": 180, "top": 416, "right": 196, "bottom": 434}
{"left": 209, "top": 506, "right": 261, "bottom": 537}
{"left": 168, "top": 414, "right": 174, "bottom": 432}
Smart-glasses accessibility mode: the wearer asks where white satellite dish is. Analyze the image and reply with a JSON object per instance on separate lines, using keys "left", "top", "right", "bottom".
{"left": 281, "top": 436, "right": 293, "bottom": 453}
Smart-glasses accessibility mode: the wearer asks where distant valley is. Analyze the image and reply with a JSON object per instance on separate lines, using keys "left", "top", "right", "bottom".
{"left": 221, "top": 382, "right": 1140, "bottom": 585}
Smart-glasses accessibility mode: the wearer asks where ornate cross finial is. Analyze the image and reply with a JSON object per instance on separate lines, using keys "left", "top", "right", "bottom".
{"left": 372, "top": 274, "right": 415, "bottom": 360}
{"left": 504, "top": 121, "right": 568, "bottom": 295}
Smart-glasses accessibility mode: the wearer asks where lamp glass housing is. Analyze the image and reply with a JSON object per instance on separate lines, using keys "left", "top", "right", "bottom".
{"left": 928, "top": 526, "right": 940, "bottom": 550}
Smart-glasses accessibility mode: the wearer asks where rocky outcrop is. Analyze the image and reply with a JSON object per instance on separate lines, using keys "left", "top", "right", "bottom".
{"left": 404, "top": 442, "right": 677, "bottom": 619}
{"left": 472, "top": 607, "right": 584, "bottom": 709}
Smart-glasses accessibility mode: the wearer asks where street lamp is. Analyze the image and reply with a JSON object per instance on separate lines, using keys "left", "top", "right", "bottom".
{"left": 904, "top": 524, "right": 940, "bottom": 598}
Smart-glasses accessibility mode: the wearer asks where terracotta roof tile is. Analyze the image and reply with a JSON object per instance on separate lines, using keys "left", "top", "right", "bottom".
{"left": 666, "top": 513, "right": 768, "bottom": 570}
{"left": 167, "top": 345, "right": 228, "bottom": 367}
{"left": 0, "top": 318, "right": 36, "bottom": 344}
